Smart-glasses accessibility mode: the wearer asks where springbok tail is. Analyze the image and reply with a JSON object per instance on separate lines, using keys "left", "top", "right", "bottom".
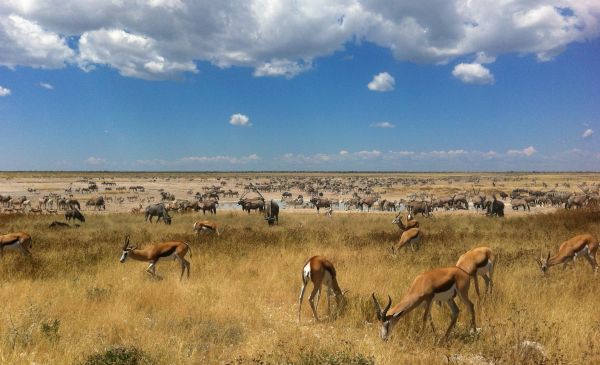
{"left": 184, "top": 241, "right": 192, "bottom": 257}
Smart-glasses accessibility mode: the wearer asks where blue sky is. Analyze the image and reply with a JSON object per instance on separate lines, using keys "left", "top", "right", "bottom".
{"left": 0, "top": 1, "right": 599, "bottom": 171}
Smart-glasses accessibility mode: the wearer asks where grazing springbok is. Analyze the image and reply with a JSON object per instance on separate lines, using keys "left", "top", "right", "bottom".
{"left": 536, "top": 234, "right": 598, "bottom": 274}
{"left": 392, "top": 227, "right": 422, "bottom": 254}
{"left": 0, "top": 232, "right": 32, "bottom": 257}
{"left": 372, "top": 267, "right": 476, "bottom": 341}
{"left": 456, "top": 247, "right": 495, "bottom": 298}
{"left": 193, "top": 220, "right": 221, "bottom": 236}
{"left": 119, "top": 236, "right": 192, "bottom": 280}
{"left": 298, "top": 256, "right": 346, "bottom": 322}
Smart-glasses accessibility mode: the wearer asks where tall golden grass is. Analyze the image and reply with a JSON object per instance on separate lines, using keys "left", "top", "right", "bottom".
{"left": 0, "top": 208, "right": 599, "bottom": 364}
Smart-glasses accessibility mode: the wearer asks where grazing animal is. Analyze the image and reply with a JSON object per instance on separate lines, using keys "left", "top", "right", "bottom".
{"left": 193, "top": 220, "right": 220, "bottom": 236}
{"left": 145, "top": 203, "right": 172, "bottom": 224}
{"left": 309, "top": 196, "right": 331, "bottom": 214}
{"left": 119, "top": 235, "right": 191, "bottom": 280}
{"left": 200, "top": 200, "right": 218, "bottom": 215}
{"left": 0, "top": 232, "right": 32, "bottom": 257}
{"left": 298, "top": 256, "right": 346, "bottom": 322}
{"left": 372, "top": 267, "right": 476, "bottom": 341}
{"left": 65, "top": 209, "right": 85, "bottom": 223}
{"left": 485, "top": 197, "right": 504, "bottom": 217}
{"left": 511, "top": 198, "right": 530, "bottom": 211}
{"left": 87, "top": 196, "right": 105, "bottom": 210}
{"left": 536, "top": 234, "right": 598, "bottom": 274}
{"left": 456, "top": 247, "right": 495, "bottom": 298}
{"left": 264, "top": 200, "right": 279, "bottom": 225}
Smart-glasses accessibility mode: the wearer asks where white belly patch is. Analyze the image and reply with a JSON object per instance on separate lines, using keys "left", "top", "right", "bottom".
{"left": 3, "top": 242, "right": 21, "bottom": 250}
{"left": 433, "top": 284, "right": 456, "bottom": 302}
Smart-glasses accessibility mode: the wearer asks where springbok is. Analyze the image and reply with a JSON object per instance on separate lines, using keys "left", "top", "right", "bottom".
{"left": 0, "top": 232, "right": 32, "bottom": 257}
{"left": 372, "top": 267, "right": 476, "bottom": 341}
{"left": 456, "top": 247, "right": 495, "bottom": 298}
{"left": 392, "top": 212, "right": 419, "bottom": 230}
{"left": 193, "top": 220, "right": 221, "bottom": 236}
{"left": 298, "top": 256, "right": 346, "bottom": 322}
{"left": 536, "top": 234, "right": 598, "bottom": 274}
{"left": 119, "top": 236, "right": 192, "bottom": 280}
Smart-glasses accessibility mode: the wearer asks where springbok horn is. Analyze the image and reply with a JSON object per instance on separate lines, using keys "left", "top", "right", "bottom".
{"left": 382, "top": 295, "right": 392, "bottom": 318}
{"left": 372, "top": 293, "right": 382, "bottom": 320}
{"left": 547, "top": 252, "right": 551, "bottom": 261}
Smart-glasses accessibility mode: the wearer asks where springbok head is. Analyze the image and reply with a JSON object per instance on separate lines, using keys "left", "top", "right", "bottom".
{"left": 372, "top": 294, "right": 401, "bottom": 340}
{"left": 391, "top": 212, "right": 402, "bottom": 225}
{"left": 119, "top": 235, "right": 137, "bottom": 263}
{"left": 536, "top": 252, "right": 551, "bottom": 274}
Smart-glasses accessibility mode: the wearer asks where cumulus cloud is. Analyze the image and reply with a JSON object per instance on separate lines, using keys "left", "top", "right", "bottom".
{"left": 507, "top": 146, "right": 537, "bottom": 157}
{"left": 370, "top": 122, "right": 395, "bottom": 128}
{"left": 0, "top": 1, "right": 599, "bottom": 80}
{"left": 84, "top": 156, "right": 107, "bottom": 165}
{"left": 0, "top": 86, "right": 11, "bottom": 96}
{"left": 368, "top": 72, "right": 395, "bottom": 92}
{"left": 452, "top": 63, "right": 495, "bottom": 84}
{"left": 229, "top": 113, "right": 252, "bottom": 127}
{"left": 582, "top": 128, "right": 594, "bottom": 138}
{"left": 0, "top": 14, "right": 74, "bottom": 69}
{"left": 39, "top": 82, "right": 53, "bottom": 89}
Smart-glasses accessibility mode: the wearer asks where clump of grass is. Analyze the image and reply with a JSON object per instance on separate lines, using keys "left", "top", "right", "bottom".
{"left": 81, "top": 346, "right": 154, "bottom": 365}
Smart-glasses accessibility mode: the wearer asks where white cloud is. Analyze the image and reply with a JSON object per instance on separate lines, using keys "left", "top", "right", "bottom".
{"left": 229, "top": 113, "right": 252, "bottom": 127}
{"left": 368, "top": 72, "right": 395, "bottom": 92}
{"left": 253, "top": 59, "right": 312, "bottom": 78}
{"left": 582, "top": 128, "right": 594, "bottom": 138}
{"left": 452, "top": 63, "right": 495, "bottom": 84}
{"left": 84, "top": 156, "right": 107, "bottom": 165}
{"left": 0, "top": 86, "right": 11, "bottom": 96}
{"left": 370, "top": 122, "right": 395, "bottom": 128}
{"left": 0, "top": 14, "right": 74, "bottom": 69}
{"left": 78, "top": 28, "right": 197, "bottom": 80}
{"left": 339, "top": 150, "right": 349, "bottom": 155}
{"left": 0, "top": 1, "right": 599, "bottom": 80}
{"left": 355, "top": 150, "right": 381, "bottom": 159}
{"left": 507, "top": 146, "right": 537, "bottom": 157}
{"left": 39, "top": 82, "right": 53, "bottom": 89}
{"left": 181, "top": 154, "right": 260, "bottom": 164}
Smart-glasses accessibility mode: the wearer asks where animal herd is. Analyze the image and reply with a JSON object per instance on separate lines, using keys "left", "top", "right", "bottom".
{"left": 1, "top": 204, "right": 597, "bottom": 343}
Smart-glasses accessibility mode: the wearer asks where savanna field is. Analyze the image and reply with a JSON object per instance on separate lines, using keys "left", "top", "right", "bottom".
{"left": 1, "top": 208, "right": 600, "bottom": 365}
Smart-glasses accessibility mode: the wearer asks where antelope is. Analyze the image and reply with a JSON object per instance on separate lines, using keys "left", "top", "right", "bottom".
{"left": 119, "top": 236, "right": 192, "bottom": 280}
{"left": 456, "top": 247, "right": 495, "bottom": 298}
{"left": 372, "top": 267, "right": 476, "bottom": 341}
{"left": 298, "top": 256, "right": 346, "bottom": 322}
{"left": 0, "top": 232, "right": 32, "bottom": 257}
{"left": 536, "top": 234, "right": 598, "bottom": 274}
{"left": 392, "top": 212, "right": 419, "bottom": 230}
{"left": 193, "top": 220, "right": 221, "bottom": 236}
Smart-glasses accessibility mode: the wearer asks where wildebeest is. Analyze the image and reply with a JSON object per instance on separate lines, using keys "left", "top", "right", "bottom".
{"left": 200, "top": 200, "right": 218, "bottom": 215}
{"left": 86, "top": 196, "right": 105, "bottom": 210}
{"left": 145, "top": 203, "right": 172, "bottom": 224}
{"left": 264, "top": 200, "right": 279, "bottom": 225}
{"left": 65, "top": 209, "right": 85, "bottom": 223}
{"left": 511, "top": 198, "right": 530, "bottom": 211}
{"left": 406, "top": 200, "right": 431, "bottom": 217}
{"left": 566, "top": 195, "right": 588, "bottom": 209}
{"left": 485, "top": 198, "right": 504, "bottom": 217}
{"left": 309, "top": 196, "right": 331, "bottom": 214}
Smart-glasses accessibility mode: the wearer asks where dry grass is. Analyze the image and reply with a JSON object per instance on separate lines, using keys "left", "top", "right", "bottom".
{"left": 0, "top": 208, "right": 599, "bottom": 364}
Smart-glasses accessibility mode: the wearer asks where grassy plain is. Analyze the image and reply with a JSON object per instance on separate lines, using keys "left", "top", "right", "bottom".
{"left": 0, "top": 208, "right": 599, "bottom": 364}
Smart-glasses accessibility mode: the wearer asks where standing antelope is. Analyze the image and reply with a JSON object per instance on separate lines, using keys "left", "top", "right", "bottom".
{"left": 536, "top": 234, "right": 598, "bottom": 274}
{"left": 0, "top": 232, "right": 32, "bottom": 257}
{"left": 392, "top": 212, "right": 419, "bottom": 230}
{"left": 193, "top": 220, "right": 220, "bottom": 236}
{"left": 372, "top": 267, "right": 476, "bottom": 341}
{"left": 298, "top": 256, "right": 346, "bottom": 322}
{"left": 119, "top": 236, "right": 192, "bottom": 280}
{"left": 456, "top": 247, "right": 495, "bottom": 298}
{"left": 391, "top": 212, "right": 422, "bottom": 253}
